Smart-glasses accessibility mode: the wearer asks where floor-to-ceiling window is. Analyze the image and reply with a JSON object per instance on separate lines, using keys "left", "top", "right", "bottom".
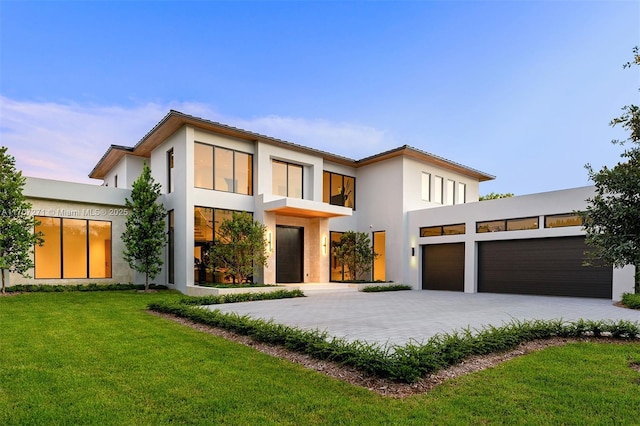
{"left": 167, "top": 210, "right": 174, "bottom": 284}
{"left": 372, "top": 231, "right": 386, "bottom": 282}
{"left": 34, "top": 217, "right": 112, "bottom": 279}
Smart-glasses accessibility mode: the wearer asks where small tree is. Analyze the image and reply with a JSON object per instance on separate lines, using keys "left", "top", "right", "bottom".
{"left": 122, "top": 162, "right": 167, "bottom": 290}
{"left": 479, "top": 192, "right": 514, "bottom": 201}
{"left": 0, "top": 146, "right": 44, "bottom": 294}
{"left": 581, "top": 47, "right": 640, "bottom": 293}
{"left": 332, "top": 231, "right": 378, "bottom": 281}
{"left": 208, "top": 211, "right": 267, "bottom": 284}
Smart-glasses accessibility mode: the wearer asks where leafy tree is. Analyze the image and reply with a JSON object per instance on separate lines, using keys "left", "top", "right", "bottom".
{"left": 479, "top": 192, "right": 514, "bottom": 201}
{"left": 122, "top": 162, "right": 167, "bottom": 290}
{"left": 332, "top": 231, "right": 378, "bottom": 281}
{"left": 581, "top": 47, "right": 640, "bottom": 293}
{"left": 0, "top": 146, "right": 44, "bottom": 294}
{"left": 208, "top": 211, "right": 267, "bottom": 284}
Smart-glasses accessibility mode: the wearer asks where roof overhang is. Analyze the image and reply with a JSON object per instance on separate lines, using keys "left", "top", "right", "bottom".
{"left": 262, "top": 197, "right": 352, "bottom": 219}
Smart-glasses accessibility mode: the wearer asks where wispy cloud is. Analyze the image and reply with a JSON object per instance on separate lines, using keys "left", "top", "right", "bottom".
{"left": 0, "top": 97, "right": 396, "bottom": 183}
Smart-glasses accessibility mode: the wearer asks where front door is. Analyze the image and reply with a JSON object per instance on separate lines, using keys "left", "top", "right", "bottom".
{"left": 276, "top": 226, "right": 304, "bottom": 283}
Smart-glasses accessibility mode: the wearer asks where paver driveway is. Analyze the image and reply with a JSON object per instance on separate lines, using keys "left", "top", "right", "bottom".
{"left": 207, "top": 289, "right": 640, "bottom": 346}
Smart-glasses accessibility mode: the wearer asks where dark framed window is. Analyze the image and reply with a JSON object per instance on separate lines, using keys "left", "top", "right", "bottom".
{"left": 420, "top": 223, "right": 466, "bottom": 237}
{"left": 168, "top": 210, "right": 174, "bottom": 284}
{"left": 272, "top": 160, "right": 303, "bottom": 198}
{"left": 476, "top": 216, "right": 539, "bottom": 233}
{"left": 329, "top": 231, "right": 345, "bottom": 281}
{"left": 167, "top": 148, "right": 174, "bottom": 193}
{"left": 34, "top": 217, "right": 112, "bottom": 279}
{"left": 194, "top": 142, "right": 253, "bottom": 195}
{"left": 544, "top": 213, "right": 583, "bottom": 228}
{"left": 323, "top": 171, "right": 356, "bottom": 209}
{"left": 194, "top": 207, "right": 252, "bottom": 284}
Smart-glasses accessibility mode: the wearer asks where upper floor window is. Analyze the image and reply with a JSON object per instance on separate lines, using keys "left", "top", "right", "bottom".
{"left": 194, "top": 143, "right": 253, "bottom": 195}
{"left": 421, "top": 172, "right": 431, "bottom": 201}
{"left": 272, "top": 160, "right": 303, "bottom": 198}
{"left": 167, "top": 149, "right": 174, "bottom": 193}
{"left": 323, "top": 171, "right": 355, "bottom": 209}
{"left": 457, "top": 182, "right": 466, "bottom": 204}
{"left": 445, "top": 179, "right": 455, "bottom": 205}
{"left": 434, "top": 176, "right": 443, "bottom": 204}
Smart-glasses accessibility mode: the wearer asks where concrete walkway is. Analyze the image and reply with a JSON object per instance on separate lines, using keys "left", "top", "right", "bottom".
{"left": 206, "top": 289, "right": 640, "bottom": 347}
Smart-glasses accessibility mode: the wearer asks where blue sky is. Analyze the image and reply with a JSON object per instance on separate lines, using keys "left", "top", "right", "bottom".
{"left": 1, "top": 1, "right": 638, "bottom": 196}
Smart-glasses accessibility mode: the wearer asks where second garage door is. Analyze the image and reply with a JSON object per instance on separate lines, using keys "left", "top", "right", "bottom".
{"left": 478, "top": 236, "right": 612, "bottom": 298}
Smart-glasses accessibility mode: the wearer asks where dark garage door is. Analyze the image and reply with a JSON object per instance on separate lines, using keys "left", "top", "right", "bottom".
{"left": 422, "top": 243, "right": 465, "bottom": 291}
{"left": 478, "top": 236, "right": 612, "bottom": 298}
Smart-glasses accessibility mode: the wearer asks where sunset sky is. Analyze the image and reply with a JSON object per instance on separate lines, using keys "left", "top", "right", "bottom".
{"left": 1, "top": 1, "right": 638, "bottom": 196}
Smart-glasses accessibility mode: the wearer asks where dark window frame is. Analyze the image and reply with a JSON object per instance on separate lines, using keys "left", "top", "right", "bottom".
{"left": 420, "top": 223, "right": 466, "bottom": 237}
{"left": 323, "top": 171, "right": 356, "bottom": 210}
{"left": 544, "top": 213, "right": 583, "bottom": 228}
{"left": 34, "top": 216, "right": 113, "bottom": 279}
{"left": 272, "top": 160, "right": 304, "bottom": 199}
{"left": 194, "top": 142, "right": 253, "bottom": 195}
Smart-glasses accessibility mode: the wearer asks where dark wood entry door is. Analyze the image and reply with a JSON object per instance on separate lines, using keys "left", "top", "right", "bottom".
{"left": 276, "top": 226, "right": 304, "bottom": 283}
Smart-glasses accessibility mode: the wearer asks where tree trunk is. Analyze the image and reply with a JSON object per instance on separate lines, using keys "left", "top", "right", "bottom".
{"left": 1, "top": 269, "right": 5, "bottom": 294}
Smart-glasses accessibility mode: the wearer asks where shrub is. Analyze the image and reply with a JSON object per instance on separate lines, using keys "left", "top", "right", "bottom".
{"left": 6, "top": 283, "right": 168, "bottom": 293}
{"left": 361, "top": 284, "right": 412, "bottom": 292}
{"left": 621, "top": 292, "right": 640, "bottom": 310}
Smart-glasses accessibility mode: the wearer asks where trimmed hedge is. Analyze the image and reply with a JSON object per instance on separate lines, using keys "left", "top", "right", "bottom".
{"left": 176, "top": 289, "right": 305, "bottom": 306}
{"left": 361, "top": 284, "right": 412, "bottom": 292}
{"left": 621, "top": 292, "right": 640, "bottom": 310}
{"left": 148, "top": 296, "right": 640, "bottom": 383}
{"left": 5, "top": 283, "right": 168, "bottom": 293}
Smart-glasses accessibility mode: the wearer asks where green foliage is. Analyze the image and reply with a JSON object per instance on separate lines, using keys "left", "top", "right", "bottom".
{"left": 173, "top": 289, "right": 305, "bottom": 306}
{"left": 621, "top": 292, "right": 640, "bottom": 309}
{"left": 208, "top": 211, "right": 267, "bottom": 284}
{"left": 582, "top": 47, "right": 640, "bottom": 293}
{"left": 479, "top": 192, "right": 515, "bottom": 201}
{"left": 0, "top": 146, "right": 44, "bottom": 294}
{"left": 121, "top": 162, "right": 167, "bottom": 290}
{"left": 149, "top": 296, "right": 640, "bottom": 383}
{"left": 361, "top": 284, "right": 412, "bottom": 292}
{"left": 332, "top": 231, "right": 378, "bottom": 281}
{"left": 5, "top": 283, "right": 168, "bottom": 293}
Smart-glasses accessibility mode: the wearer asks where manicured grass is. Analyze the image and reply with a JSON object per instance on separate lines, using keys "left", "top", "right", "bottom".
{"left": 1, "top": 291, "right": 639, "bottom": 425}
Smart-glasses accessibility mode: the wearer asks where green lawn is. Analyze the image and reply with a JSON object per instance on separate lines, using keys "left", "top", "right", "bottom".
{"left": 1, "top": 291, "right": 639, "bottom": 425}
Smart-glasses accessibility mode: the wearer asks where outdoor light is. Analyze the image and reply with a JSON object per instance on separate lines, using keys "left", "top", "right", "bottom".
{"left": 267, "top": 231, "right": 273, "bottom": 253}
{"left": 322, "top": 236, "right": 328, "bottom": 255}
{"left": 411, "top": 247, "right": 415, "bottom": 257}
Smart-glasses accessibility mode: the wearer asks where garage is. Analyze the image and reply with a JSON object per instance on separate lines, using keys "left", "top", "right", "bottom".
{"left": 422, "top": 243, "right": 465, "bottom": 291}
{"left": 478, "top": 236, "right": 612, "bottom": 298}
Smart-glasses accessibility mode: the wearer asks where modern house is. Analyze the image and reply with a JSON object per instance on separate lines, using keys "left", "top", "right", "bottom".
{"left": 11, "top": 110, "right": 636, "bottom": 300}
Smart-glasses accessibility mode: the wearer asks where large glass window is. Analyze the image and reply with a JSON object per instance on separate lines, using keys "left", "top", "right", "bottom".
{"left": 34, "top": 217, "right": 111, "bottom": 279}
{"left": 323, "top": 171, "right": 355, "bottom": 209}
{"left": 545, "top": 213, "right": 583, "bottom": 228}
{"left": 194, "top": 207, "right": 248, "bottom": 284}
{"left": 330, "top": 231, "right": 345, "bottom": 281}
{"left": 272, "top": 160, "right": 303, "bottom": 199}
{"left": 421, "top": 172, "right": 431, "bottom": 201}
{"left": 194, "top": 143, "right": 253, "bottom": 195}
{"left": 194, "top": 143, "right": 214, "bottom": 189}
{"left": 434, "top": 176, "right": 443, "bottom": 204}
